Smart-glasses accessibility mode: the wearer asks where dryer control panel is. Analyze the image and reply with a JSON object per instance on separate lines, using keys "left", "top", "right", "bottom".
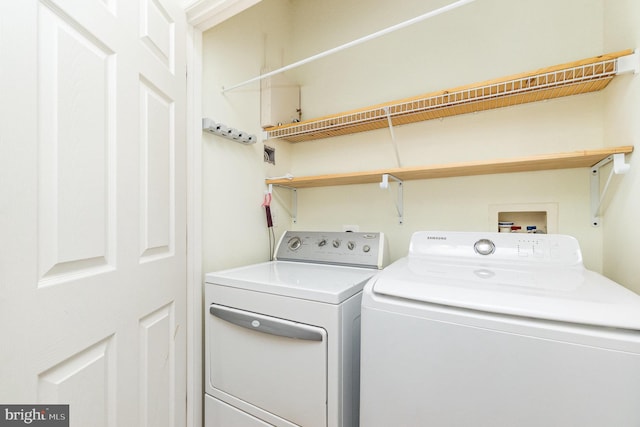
{"left": 275, "top": 231, "right": 388, "bottom": 269}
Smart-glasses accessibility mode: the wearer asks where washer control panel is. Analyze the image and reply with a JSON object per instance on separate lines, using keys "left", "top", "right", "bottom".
{"left": 409, "top": 231, "right": 582, "bottom": 266}
{"left": 275, "top": 231, "right": 387, "bottom": 269}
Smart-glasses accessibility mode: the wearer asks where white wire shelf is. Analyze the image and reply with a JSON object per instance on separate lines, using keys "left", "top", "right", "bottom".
{"left": 264, "top": 49, "right": 636, "bottom": 143}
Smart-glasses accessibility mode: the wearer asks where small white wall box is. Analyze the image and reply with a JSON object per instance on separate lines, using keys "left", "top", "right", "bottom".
{"left": 260, "top": 72, "right": 300, "bottom": 128}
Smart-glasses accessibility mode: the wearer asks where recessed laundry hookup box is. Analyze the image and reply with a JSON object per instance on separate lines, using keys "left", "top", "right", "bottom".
{"left": 489, "top": 203, "right": 558, "bottom": 234}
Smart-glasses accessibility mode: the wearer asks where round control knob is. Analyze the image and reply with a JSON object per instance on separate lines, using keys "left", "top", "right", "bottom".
{"left": 287, "top": 237, "right": 302, "bottom": 251}
{"left": 347, "top": 241, "right": 356, "bottom": 250}
{"left": 474, "top": 239, "right": 496, "bottom": 256}
{"left": 318, "top": 239, "right": 327, "bottom": 247}
{"left": 363, "top": 245, "right": 371, "bottom": 253}
{"left": 332, "top": 239, "right": 341, "bottom": 248}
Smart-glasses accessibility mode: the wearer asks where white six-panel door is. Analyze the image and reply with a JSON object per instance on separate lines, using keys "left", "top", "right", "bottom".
{"left": 0, "top": 1, "right": 187, "bottom": 426}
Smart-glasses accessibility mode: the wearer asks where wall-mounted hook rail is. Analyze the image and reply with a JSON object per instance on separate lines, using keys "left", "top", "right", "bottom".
{"left": 591, "top": 152, "right": 630, "bottom": 227}
{"left": 202, "top": 118, "right": 257, "bottom": 144}
{"left": 380, "top": 174, "right": 403, "bottom": 224}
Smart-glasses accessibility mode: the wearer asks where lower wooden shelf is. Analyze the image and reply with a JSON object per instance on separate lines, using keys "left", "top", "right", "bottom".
{"left": 265, "top": 146, "right": 634, "bottom": 188}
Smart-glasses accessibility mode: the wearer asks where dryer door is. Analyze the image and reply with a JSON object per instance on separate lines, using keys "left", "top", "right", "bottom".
{"left": 208, "top": 304, "right": 327, "bottom": 427}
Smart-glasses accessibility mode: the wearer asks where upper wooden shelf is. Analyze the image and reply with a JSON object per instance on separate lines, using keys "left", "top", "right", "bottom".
{"left": 265, "top": 146, "right": 634, "bottom": 188}
{"left": 264, "top": 49, "right": 635, "bottom": 143}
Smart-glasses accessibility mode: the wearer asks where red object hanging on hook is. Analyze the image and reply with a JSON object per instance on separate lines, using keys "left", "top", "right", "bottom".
{"left": 262, "top": 193, "right": 273, "bottom": 228}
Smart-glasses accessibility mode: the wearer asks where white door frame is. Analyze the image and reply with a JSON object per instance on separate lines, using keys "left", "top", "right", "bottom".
{"left": 184, "top": 2, "right": 262, "bottom": 426}
{"left": 185, "top": 23, "right": 203, "bottom": 427}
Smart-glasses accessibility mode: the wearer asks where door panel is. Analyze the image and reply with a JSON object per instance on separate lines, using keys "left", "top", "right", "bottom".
{"left": 0, "top": 1, "right": 187, "bottom": 426}
{"left": 38, "top": 336, "right": 116, "bottom": 427}
{"left": 139, "top": 303, "right": 177, "bottom": 427}
{"left": 36, "top": 1, "right": 116, "bottom": 285}
{"left": 140, "top": 0, "right": 176, "bottom": 72}
{"left": 139, "top": 77, "right": 175, "bottom": 261}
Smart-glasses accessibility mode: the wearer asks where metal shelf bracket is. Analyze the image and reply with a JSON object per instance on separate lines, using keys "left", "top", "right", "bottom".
{"left": 380, "top": 173, "right": 404, "bottom": 224}
{"left": 384, "top": 107, "right": 402, "bottom": 168}
{"left": 270, "top": 184, "right": 298, "bottom": 224}
{"left": 590, "top": 153, "right": 630, "bottom": 227}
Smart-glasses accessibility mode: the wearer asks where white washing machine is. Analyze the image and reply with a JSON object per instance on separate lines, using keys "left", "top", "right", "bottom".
{"left": 360, "top": 231, "right": 640, "bottom": 427}
{"left": 205, "top": 231, "right": 387, "bottom": 427}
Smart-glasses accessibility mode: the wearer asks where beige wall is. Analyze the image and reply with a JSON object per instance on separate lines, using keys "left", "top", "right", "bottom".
{"left": 202, "top": 0, "right": 638, "bottom": 291}
{"left": 201, "top": 0, "right": 294, "bottom": 272}
{"left": 603, "top": 0, "right": 640, "bottom": 292}
{"left": 288, "top": 0, "right": 604, "bottom": 118}
{"left": 287, "top": 0, "right": 606, "bottom": 270}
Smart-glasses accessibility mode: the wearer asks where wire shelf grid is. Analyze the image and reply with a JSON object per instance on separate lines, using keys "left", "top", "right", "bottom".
{"left": 265, "top": 58, "right": 618, "bottom": 142}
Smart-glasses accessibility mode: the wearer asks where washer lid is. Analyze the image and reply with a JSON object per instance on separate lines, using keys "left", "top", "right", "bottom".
{"left": 371, "top": 258, "right": 640, "bottom": 330}
{"left": 206, "top": 261, "right": 377, "bottom": 304}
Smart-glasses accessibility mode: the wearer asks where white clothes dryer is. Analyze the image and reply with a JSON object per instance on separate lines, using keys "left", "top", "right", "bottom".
{"left": 360, "top": 231, "right": 640, "bottom": 427}
{"left": 205, "top": 231, "right": 387, "bottom": 427}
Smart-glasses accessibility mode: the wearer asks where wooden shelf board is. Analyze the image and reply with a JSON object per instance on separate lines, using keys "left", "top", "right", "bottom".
{"left": 265, "top": 146, "right": 634, "bottom": 189}
{"left": 264, "top": 49, "right": 632, "bottom": 143}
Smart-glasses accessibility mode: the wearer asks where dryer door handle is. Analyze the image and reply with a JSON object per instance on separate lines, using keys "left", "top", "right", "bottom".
{"left": 210, "top": 304, "right": 324, "bottom": 342}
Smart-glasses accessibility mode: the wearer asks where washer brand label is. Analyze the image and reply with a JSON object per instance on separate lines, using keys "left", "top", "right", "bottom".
{"left": 426, "top": 236, "right": 447, "bottom": 240}
{"left": 0, "top": 405, "right": 68, "bottom": 426}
